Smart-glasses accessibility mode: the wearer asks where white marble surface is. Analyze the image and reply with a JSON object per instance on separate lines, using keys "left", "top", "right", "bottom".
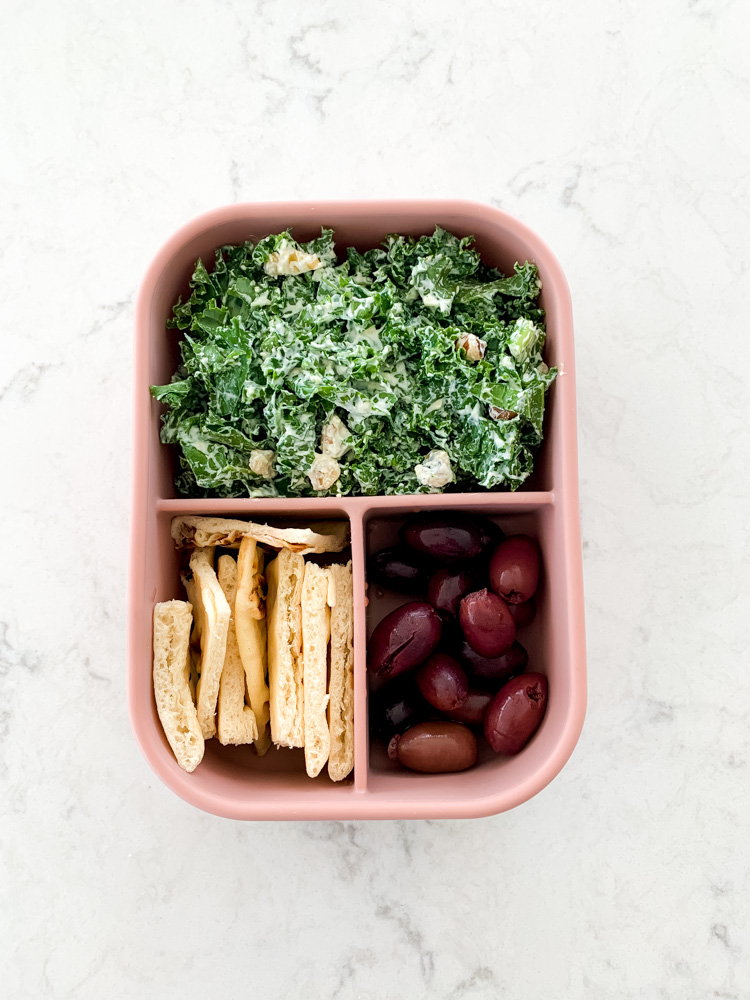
{"left": 2, "top": 1, "right": 749, "bottom": 996}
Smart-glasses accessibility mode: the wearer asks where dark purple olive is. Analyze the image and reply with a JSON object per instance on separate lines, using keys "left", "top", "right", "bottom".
{"left": 489, "top": 535, "right": 541, "bottom": 604}
{"left": 400, "top": 513, "right": 484, "bottom": 563}
{"left": 485, "top": 672, "right": 548, "bottom": 754}
{"left": 388, "top": 721, "right": 477, "bottom": 773}
{"left": 367, "top": 601, "right": 442, "bottom": 679}
{"left": 459, "top": 589, "right": 516, "bottom": 658}
{"left": 427, "top": 567, "right": 479, "bottom": 619}
{"left": 443, "top": 687, "right": 494, "bottom": 726}
{"left": 368, "top": 546, "right": 431, "bottom": 593}
{"left": 506, "top": 598, "right": 536, "bottom": 629}
{"left": 458, "top": 640, "right": 529, "bottom": 680}
{"left": 369, "top": 677, "right": 425, "bottom": 740}
{"left": 477, "top": 517, "right": 505, "bottom": 553}
{"left": 416, "top": 653, "right": 469, "bottom": 712}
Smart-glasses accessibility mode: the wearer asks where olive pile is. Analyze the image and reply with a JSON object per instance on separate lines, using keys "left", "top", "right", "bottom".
{"left": 367, "top": 513, "right": 548, "bottom": 773}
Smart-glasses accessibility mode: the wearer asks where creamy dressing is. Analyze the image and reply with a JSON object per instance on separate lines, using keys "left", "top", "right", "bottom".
{"left": 154, "top": 228, "right": 554, "bottom": 497}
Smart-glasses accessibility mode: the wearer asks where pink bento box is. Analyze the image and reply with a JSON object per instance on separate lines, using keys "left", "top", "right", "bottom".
{"left": 128, "top": 200, "right": 586, "bottom": 820}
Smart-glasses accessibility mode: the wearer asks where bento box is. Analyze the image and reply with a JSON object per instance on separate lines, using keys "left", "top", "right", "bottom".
{"left": 128, "top": 200, "right": 586, "bottom": 820}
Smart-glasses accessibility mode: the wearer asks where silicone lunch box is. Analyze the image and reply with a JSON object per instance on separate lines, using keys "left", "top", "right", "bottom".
{"left": 128, "top": 200, "right": 586, "bottom": 820}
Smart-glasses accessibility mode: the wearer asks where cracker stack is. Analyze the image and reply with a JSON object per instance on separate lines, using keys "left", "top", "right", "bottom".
{"left": 152, "top": 517, "right": 354, "bottom": 781}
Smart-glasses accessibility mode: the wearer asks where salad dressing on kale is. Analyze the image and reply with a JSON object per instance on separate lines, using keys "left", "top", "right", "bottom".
{"left": 151, "top": 227, "right": 556, "bottom": 497}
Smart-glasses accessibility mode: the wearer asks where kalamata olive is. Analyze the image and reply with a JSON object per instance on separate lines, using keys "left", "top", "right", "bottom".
{"left": 506, "top": 598, "right": 536, "bottom": 629}
{"left": 400, "top": 513, "right": 484, "bottom": 563}
{"left": 484, "top": 672, "right": 548, "bottom": 755}
{"left": 459, "top": 589, "right": 516, "bottom": 657}
{"left": 368, "top": 546, "right": 431, "bottom": 593}
{"left": 477, "top": 517, "right": 505, "bottom": 553}
{"left": 458, "top": 640, "right": 529, "bottom": 680}
{"left": 388, "top": 721, "right": 478, "bottom": 773}
{"left": 427, "top": 567, "right": 479, "bottom": 619}
{"left": 416, "top": 653, "right": 469, "bottom": 712}
{"left": 489, "top": 535, "right": 541, "bottom": 604}
{"left": 444, "top": 687, "right": 494, "bottom": 726}
{"left": 367, "top": 602, "right": 442, "bottom": 679}
{"left": 369, "top": 677, "right": 425, "bottom": 740}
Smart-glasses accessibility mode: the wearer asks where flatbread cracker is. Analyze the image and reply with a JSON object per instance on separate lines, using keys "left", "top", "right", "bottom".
{"left": 171, "top": 516, "right": 348, "bottom": 554}
{"left": 188, "top": 547, "right": 230, "bottom": 739}
{"left": 153, "top": 601, "right": 204, "bottom": 772}
{"left": 266, "top": 549, "right": 305, "bottom": 748}
{"left": 327, "top": 562, "right": 354, "bottom": 782}
{"left": 302, "top": 563, "right": 331, "bottom": 778}
{"left": 235, "top": 537, "right": 271, "bottom": 756}
{"left": 217, "top": 555, "right": 259, "bottom": 746}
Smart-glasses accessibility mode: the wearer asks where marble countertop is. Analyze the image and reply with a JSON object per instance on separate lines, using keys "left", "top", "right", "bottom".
{"left": 2, "top": 1, "right": 748, "bottom": 997}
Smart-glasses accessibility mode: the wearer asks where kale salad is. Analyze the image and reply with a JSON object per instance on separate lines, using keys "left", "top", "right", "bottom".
{"left": 151, "top": 227, "right": 556, "bottom": 497}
